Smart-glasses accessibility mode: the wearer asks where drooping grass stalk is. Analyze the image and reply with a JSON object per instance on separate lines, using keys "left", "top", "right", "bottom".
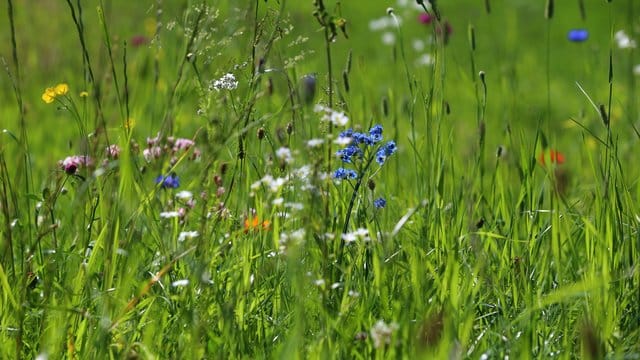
{"left": 97, "top": 2, "right": 125, "bottom": 123}
{"left": 65, "top": 0, "right": 110, "bottom": 147}
{"left": 389, "top": 8, "right": 423, "bottom": 198}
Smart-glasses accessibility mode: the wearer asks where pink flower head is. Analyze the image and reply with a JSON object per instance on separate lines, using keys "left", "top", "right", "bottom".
{"left": 130, "top": 35, "right": 148, "bottom": 47}
{"left": 147, "top": 133, "right": 161, "bottom": 146}
{"left": 143, "top": 146, "right": 163, "bottom": 161}
{"left": 105, "top": 144, "right": 121, "bottom": 159}
{"left": 60, "top": 155, "right": 93, "bottom": 175}
{"left": 173, "top": 138, "right": 195, "bottom": 152}
{"left": 418, "top": 13, "right": 432, "bottom": 25}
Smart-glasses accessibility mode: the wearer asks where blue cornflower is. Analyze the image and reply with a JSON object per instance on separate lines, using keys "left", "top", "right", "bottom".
{"left": 156, "top": 173, "right": 180, "bottom": 189}
{"left": 339, "top": 128, "right": 354, "bottom": 138}
{"left": 369, "top": 124, "right": 383, "bottom": 143}
{"left": 333, "top": 167, "right": 358, "bottom": 180}
{"left": 353, "top": 132, "right": 374, "bottom": 146}
{"left": 375, "top": 151, "right": 387, "bottom": 165}
{"left": 567, "top": 29, "right": 588, "bottom": 42}
{"left": 382, "top": 141, "right": 397, "bottom": 156}
{"left": 336, "top": 145, "right": 362, "bottom": 163}
{"left": 373, "top": 197, "right": 386, "bottom": 209}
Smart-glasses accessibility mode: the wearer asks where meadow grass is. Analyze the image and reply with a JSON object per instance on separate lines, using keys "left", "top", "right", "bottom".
{"left": 1, "top": 0, "right": 640, "bottom": 358}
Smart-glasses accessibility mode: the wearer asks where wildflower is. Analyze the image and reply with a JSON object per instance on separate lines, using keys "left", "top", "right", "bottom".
{"left": 130, "top": 35, "right": 148, "bottom": 47}
{"left": 315, "top": 104, "right": 350, "bottom": 127}
{"left": 159, "top": 211, "right": 180, "bottom": 218}
{"left": 276, "top": 147, "right": 294, "bottom": 164}
{"left": 244, "top": 216, "right": 271, "bottom": 233}
{"left": 155, "top": 174, "right": 180, "bottom": 189}
{"left": 374, "top": 197, "right": 387, "bottom": 209}
{"left": 418, "top": 13, "right": 432, "bottom": 25}
{"left": 178, "top": 231, "right": 199, "bottom": 242}
{"left": 435, "top": 21, "right": 453, "bottom": 45}
{"left": 634, "top": 64, "right": 640, "bottom": 76}
{"left": 42, "top": 83, "right": 69, "bottom": 104}
{"left": 60, "top": 155, "right": 93, "bottom": 175}
{"left": 370, "top": 320, "right": 399, "bottom": 349}
{"left": 567, "top": 29, "right": 588, "bottom": 42}
{"left": 211, "top": 73, "right": 238, "bottom": 91}
{"left": 382, "top": 31, "right": 396, "bottom": 45}
{"left": 369, "top": 124, "right": 384, "bottom": 143}
{"left": 172, "top": 138, "right": 195, "bottom": 152}
{"left": 105, "top": 144, "right": 121, "bottom": 159}
{"left": 143, "top": 146, "right": 162, "bottom": 161}
{"left": 175, "top": 190, "right": 193, "bottom": 200}
{"left": 333, "top": 167, "right": 358, "bottom": 180}
{"left": 306, "top": 138, "right": 324, "bottom": 148}
{"left": 171, "top": 279, "right": 189, "bottom": 287}
{"left": 342, "top": 228, "right": 370, "bottom": 243}
{"left": 538, "top": 149, "right": 565, "bottom": 166}
{"left": 615, "top": 30, "right": 636, "bottom": 49}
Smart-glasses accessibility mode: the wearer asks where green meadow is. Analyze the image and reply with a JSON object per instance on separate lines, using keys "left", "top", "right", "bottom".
{"left": 1, "top": 0, "right": 639, "bottom": 358}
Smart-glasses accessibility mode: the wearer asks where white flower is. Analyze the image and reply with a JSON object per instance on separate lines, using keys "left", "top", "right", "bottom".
{"left": 634, "top": 64, "right": 640, "bottom": 75}
{"left": 211, "top": 73, "right": 238, "bottom": 91}
{"left": 171, "top": 279, "right": 190, "bottom": 287}
{"left": 329, "top": 111, "right": 349, "bottom": 126}
{"left": 178, "top": 231, "right": 199, "bottom": 242}
{"left": 176, "top": 190, "right": 193, "bottom": 200}
{"left": 382, "top": 32, "right": 396, "bottom": 46}
{"left": 412, "top": 39, "right": 425, "bottom": 52}
{"left": 160, "top": 211, "right": 180, "bottom": 218}
{"left": 314, "top": 279, "right": 325, "bottom": 287}
{"left": 333, "top": 136, "right": 352, "bottom": 146}
{"left": 416, "top": 53, "right": 434, "bottom": 66}
{"left": 276, "top": 147, "right": 293, "bottom": 164}
{"left": 615, "top": 30, "right": 636, "bottom": 49}
{"left": 342, "top": 228, "right": 370, "bottom": 243}
{"left": 272, "top": 197, "right": 284, "bottom": 206}
{"left": 370, "top": 320, "right": 399, "bottom": 349}
{"left": 306, "top": 138, "right": 324, "bottom": 148}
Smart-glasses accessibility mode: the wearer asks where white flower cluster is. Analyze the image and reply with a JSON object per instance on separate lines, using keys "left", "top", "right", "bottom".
{"left": 370, "top": 320, "right": 399, "bottom": 349}
{"left": 341, "top": 228, "right": 371, "bottom": 243}
{"left": 211, "top": 73, "right": 238, "bottom": 91}
{"left": 615, "top": 30, "right": 636, "bottom": 49}
{"left": 314, "top": 104, "right": 349, "bottom": 127}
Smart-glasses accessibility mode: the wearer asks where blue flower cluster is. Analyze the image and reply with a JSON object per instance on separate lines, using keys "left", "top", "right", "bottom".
{"left": 332, "top": 124, "right": 397, "bottom": 180}
{"left": 373, "top": 197, "right": 386, "bottom": 209}
{"left": 156, "top": 173, "right": 180, "bottom": 189}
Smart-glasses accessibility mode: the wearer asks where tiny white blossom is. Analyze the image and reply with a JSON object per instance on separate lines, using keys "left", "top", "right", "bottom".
{"left": 615, "top": 30, "right": 636, "bottom": 49}
{"left": 176, "top": 190, "right": 193, "bottom": 200}
{"left": 634, "top": 64, "right": 640, "bottom": 75}
{"left": 211, "top": 73, "right": 238, "bottom": 91}
{"left": 306, "top": 138, "right": 324, "bottom": 148}
{"left": 333, "top": 137, "right": 352, "bottom": 146}
{"left": 160, "top": 211, "right": 180, "bottom": 218}
{"left": 382, "top": 32, "right": 396, "bottom": 45}
{"left": 178, "top": 231, "right": 199, "bottom": 242}
{"left": 370, "top": 320, "right": 399, "bottom": 349}
{"left": 272, "top": 197, "right": 284, "bottom": 206}
{"left": 171, "top": 279, "right": 190, "bottom": 287}
{"left": 276, "top": 147, "right": 293, "bottom": 164}
{"left": 314, "top": 279, "right": 326, "bottom": 287}
{"left": 416, "top": 53, "right": 434, "bottom": 66}
{"left": 330, "top": 111, "right": 349, "bottom": 126}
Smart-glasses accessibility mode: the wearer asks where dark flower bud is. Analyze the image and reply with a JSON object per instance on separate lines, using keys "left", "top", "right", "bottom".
{"left": 257, "top": 127, "right": 266, "bottom": 140}
{"left": 367, "top": 179, "right": 376, "bottom": 191}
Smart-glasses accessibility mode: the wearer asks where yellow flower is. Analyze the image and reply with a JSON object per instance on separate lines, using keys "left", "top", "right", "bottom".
{"left": 54, "top": 83, "right": 69, "bottom": 95}
{"left": 41, "top": 83, "right": 69, "bottom": 104}
{"left": 41, "top": 87, "right": 56, "bottom": 104}
{"left": 79, "top": 91, "right": 89, "bottom": 97}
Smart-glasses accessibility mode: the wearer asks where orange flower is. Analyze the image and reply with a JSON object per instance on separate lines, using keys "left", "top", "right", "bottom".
{"left": 538, "top": 149, "right": 565, "bottom": 166}
{"left": 244, "top": 216, "right": 270, "bottom": 233}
